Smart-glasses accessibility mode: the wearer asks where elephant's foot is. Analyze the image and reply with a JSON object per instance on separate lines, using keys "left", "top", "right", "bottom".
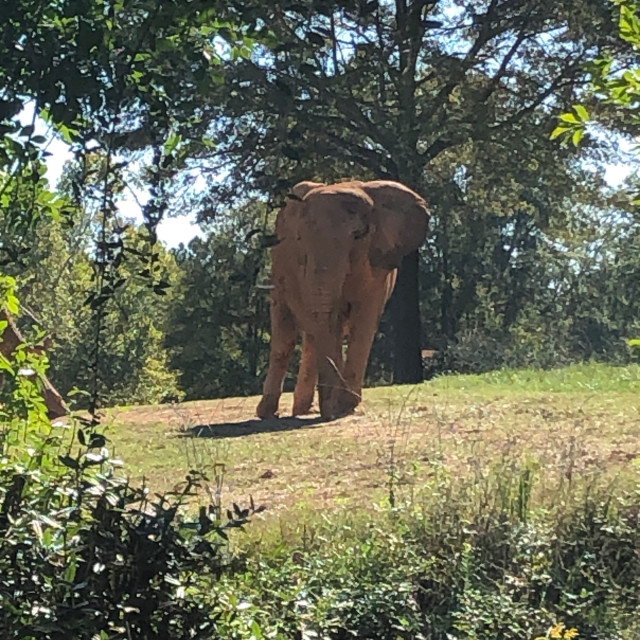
{"left": 292, "top": 394, "right": 314, "bottom": 416}
{"left": 319, "top": 388, "right": 361, "bottom": 420}
{"left": 256, "top": 394, "right": 280, "bottom": 419}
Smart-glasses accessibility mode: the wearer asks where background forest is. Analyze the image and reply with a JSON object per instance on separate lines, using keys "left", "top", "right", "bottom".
{"left": 3, "top": 0, "right": 640, "bottom": 409}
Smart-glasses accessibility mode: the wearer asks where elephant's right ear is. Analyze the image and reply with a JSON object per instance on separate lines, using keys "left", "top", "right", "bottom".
{"left": 288, "top": 181, "right": 325, "bottom": 200}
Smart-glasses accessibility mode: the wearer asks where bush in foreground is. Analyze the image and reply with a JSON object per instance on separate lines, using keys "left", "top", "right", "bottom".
{"left": 0, "top": 280, "right": 258, "bottom": 639}
{"left": 0, "top": 413, "right": 258, "bottom": 639}
{"left": 212, "top": 467, "right": 640, "bottom": 640}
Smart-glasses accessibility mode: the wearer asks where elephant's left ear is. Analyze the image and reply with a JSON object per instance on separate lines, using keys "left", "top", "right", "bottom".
{"left": 366, "top": 182, "right": 430, "bottom": 270}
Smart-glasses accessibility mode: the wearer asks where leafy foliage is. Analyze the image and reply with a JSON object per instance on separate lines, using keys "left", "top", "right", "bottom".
{"left": 4, "top": 216, "right": 182, "bottom": 407}
{"left": 1, "top": 0, "right": 257, "bottom": 412}
{"left": 167, "top": 203, "right": 271, "bottom": 400}
{"left": 0, "top": 280, "right": 258, "bottom": 640}
{"left": 171, "top": 0, "right": 635, "bottom": 381}
{"left": 209, "top": 467, "right": 640, "bottom": 639}
{"left": 552, "top": 0, "right": 640, "bottom": 145}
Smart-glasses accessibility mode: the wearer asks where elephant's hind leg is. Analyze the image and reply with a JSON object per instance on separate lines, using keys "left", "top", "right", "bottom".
{"left": 292, "top": 333, "right": 317, "bottom": 415}
{"left": 257, "top": 301, "right": 298, "bottom": 419}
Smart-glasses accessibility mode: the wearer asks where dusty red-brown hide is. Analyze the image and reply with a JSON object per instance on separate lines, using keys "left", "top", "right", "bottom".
{"left": 0, "top": 308, "right": 67, "bottom": 420}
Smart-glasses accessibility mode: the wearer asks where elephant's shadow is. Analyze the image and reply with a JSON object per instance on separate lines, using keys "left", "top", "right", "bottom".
{"left": 181, "top": 415, "right": 333, "bottom": 440}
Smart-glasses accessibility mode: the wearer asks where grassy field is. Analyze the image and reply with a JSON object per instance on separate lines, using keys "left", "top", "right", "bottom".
{"left": 107, "top": 363, "right": 640, "bottom": 525}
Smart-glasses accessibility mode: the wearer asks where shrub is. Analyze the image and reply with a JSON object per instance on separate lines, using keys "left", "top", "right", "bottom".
{"left": 0, "top": 278, "right": 258, "bottom": 639}
{"left": 211, "top": 469, "right": 640, "bottom": 640}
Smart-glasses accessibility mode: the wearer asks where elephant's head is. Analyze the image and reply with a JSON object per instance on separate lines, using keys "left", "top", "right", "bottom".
{"left": 280, "top": 180, "right": 429, "bottom": 273}
{"left": 286, "top": 180, "right": 429, "bottom": 303}
{"left": 297, "top": 184, "right": 375, "bottom": 301}
{"left": 359, "top": 180, "right": 430, "bottom": 271}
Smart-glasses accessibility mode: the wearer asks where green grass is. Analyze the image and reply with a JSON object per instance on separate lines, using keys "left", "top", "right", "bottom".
{"left": 49, "top": 362, "right": 640, "bottom": 640}
{"left": 104, "top": 363, "right": 640, "bottom": 527}
{"left": 427, "top": 361, "right": 640, "bottom": 393}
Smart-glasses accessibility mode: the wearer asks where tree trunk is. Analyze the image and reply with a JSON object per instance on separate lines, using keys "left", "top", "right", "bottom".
{"left": 389, "top": 250, "right": 423, "bottom": 383}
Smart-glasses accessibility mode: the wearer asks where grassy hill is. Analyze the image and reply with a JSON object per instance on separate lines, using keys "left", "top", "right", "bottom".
{"left": 108, "top": 363, "right": 640, "bottom": 522}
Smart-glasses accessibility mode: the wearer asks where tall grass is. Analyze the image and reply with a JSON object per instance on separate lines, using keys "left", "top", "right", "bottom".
{"left": 213, "top": 460, "right": 640, "bottom": 639}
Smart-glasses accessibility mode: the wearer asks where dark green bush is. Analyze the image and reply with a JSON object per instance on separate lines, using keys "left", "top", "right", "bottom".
{"left": 0, "top": 280, "right": 258, "bottom": 640}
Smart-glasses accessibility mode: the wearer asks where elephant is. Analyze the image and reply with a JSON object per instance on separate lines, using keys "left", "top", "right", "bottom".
{"left": 256, "top": 179, "right": 430, "bottom": 420}
{"left": 0, "top": 308, "right": 68, "bottom": 420}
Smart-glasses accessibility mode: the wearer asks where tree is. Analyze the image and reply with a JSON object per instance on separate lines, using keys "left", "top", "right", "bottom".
{"left": 551, "top": 0, "right": 640, "bottom": 144}
{"left": 167, "top": 0, "right": 632, "bottom": 383}
{"left": 167, "top": 203, "right": 271, "bottom": 399}
{"left": 4, "top": 211, "right": 183, "bottom": 408}
{"left": 1, "top": 0, "right": 254, "bottom": 409}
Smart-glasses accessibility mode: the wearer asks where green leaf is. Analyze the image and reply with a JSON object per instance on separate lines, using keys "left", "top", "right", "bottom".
{"left": 164, "top": 131, "right": 181, "bottom": 157}
{"left": 89, "top": 434, "right": 107, "bottom": 449}
{"left": 550, "top": 126, "right": 570, "bottom": 140}
{"left": 156, "top": 37, "right": 175, "bottom": 52}
{"left": 559, "top": 113, "right": 578, "bottom": 124}
{"left": 572, "top": 128, "right": 585, "bottom": 146}
{"left": 573, "top": 104, "right": 589, "bottom": 121}
{"left": 59, "top": 454, "right": 80, "bottom": 470}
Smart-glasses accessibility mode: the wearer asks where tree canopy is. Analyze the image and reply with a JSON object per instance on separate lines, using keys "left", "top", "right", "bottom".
{"left": 1, "top": 0, "right": 640, "bottom": 407}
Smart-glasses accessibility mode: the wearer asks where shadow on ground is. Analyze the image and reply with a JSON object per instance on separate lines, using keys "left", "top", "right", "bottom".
{"left": 181, "top": 415, "right": 334, "bottom": 439}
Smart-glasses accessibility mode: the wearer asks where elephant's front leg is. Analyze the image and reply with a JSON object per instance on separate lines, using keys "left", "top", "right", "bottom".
{"left": 257, "top": 300, "right": 298, "bottom": 419}
{"left": 340, "top": 285, "right": 389, "bottom": 414}
{"left": 316, "top": 321, "right": 348, "bottom": 419}
{"left": 292, "top": 333, "right": 318, "bottom": 415}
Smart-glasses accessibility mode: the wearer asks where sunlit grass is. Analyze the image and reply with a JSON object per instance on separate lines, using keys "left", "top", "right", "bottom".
{"left": 104, "top": 363, "right": 640, "bottom": 525}
{"left": 426, "top": 362, "right": 640, "bottom": 393}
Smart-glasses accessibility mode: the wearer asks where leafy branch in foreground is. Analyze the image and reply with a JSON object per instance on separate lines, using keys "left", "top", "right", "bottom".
{"left": 0, "top": 280, "right": 261, "bottom": 640}
{"left": 552, "top": 0, "right": 640, "bottom": 146}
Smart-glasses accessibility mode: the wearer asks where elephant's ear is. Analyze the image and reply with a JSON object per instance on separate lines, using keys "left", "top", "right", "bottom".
{"left": 288, "top": 181, "right": 325, "bottom": 200}
{"left": 365, "top": 181, "right": 430, "bottom": 270}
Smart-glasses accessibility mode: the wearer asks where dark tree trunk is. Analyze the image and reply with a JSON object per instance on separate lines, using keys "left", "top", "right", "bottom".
{"left": 389, "top": 250, "right": 423, "bottom": 383}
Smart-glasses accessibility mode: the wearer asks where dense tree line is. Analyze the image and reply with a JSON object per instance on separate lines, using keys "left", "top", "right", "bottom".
{"left": 1, "top": 0, "right": 640, "bottom": 408}
{"left": 5, "top": 184, "right": 640, "bottom": 408}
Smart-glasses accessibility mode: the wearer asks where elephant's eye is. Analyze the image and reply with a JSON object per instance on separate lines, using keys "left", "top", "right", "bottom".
{"left": 353, "top": 223, "right": 369, "bottom": 240}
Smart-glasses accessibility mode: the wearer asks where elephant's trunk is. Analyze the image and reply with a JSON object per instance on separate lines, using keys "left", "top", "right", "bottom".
{"left": 308, "top": 299, "right": 347, "bottom": 419}
{"left": 303, "top": 262, "right": 349, "bottom": 418}
{"left": 315, "top": 330, "right": 343, "bottom": 418}
{"left": 309, "top": 290, "right": 339, "bottom": 315}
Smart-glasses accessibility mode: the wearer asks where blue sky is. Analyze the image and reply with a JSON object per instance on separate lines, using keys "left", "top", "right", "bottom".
{"left": 45, "top": 143, "right": 202, "bottom": 248}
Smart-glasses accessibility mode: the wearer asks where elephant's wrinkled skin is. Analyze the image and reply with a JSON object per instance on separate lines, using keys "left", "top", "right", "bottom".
{"left": 0, "top": 308, "right": 68, "bottom": 420}
{"left": 257, "top": 180, "right": 430, "bottom": 420}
